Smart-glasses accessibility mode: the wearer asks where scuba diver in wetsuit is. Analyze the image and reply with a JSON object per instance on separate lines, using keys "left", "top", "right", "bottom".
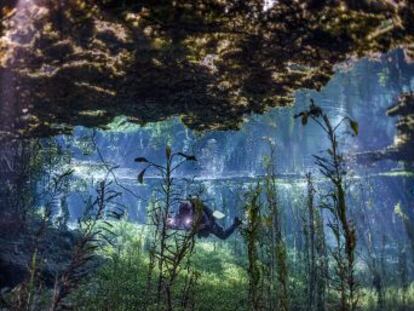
{"left": 167, "top": 198, "right": 241, "bottom": 240}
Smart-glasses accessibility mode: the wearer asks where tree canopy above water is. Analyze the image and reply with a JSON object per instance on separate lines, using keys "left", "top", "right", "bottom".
{"left": 1, "top": 0, "right": 414, "bottom": 137}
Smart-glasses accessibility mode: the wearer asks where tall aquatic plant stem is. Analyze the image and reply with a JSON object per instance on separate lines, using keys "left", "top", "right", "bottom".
{"left": 296, "top": 101, "right": 359, "bottom": 311}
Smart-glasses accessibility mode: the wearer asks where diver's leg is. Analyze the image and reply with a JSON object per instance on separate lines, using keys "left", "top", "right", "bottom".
{"left": 210, "top": 222, "right": 238, "bottom": 240}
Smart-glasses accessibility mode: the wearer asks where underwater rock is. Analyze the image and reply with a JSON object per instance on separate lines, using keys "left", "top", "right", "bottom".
{"left": 1, "top": 1, "right": 414, "bottom": 136}
{"left": 388, "top": 92, "right": 414, "bottom": 148}
{"left": 386, "top": 93, "right": 414, "bottom": 163}
{"left": 0, "top": 219, "right": 82, "bottom": 290}
{"left": 355, "top": 92, "right": 414, "bottom": 166}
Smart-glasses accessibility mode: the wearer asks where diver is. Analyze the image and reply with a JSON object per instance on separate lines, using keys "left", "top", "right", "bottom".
{"left": 167, "top": 198, "right": 242, "bottom": 240}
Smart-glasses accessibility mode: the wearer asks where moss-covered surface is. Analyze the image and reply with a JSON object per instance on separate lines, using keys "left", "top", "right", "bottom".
{"left": 1, "top": 1, "right": 414, "bottom": 137}
{"left": 355, "top": 92, "right": 414, "bottom": 163}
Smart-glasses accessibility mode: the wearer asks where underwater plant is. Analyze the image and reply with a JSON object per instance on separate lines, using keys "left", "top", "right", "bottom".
{"left": 1, "top": 2, "right": 414, "bottom": 310}
{"left": 136, "top": 145, "right": 198, "bottom": 310}
{"left": 263, "top": 144, "right": 289, "bottom": 311}
{"left": 303, "top": 173, "right": 327, "bottom": 311}
{"left": 296, "top": 100, "right": 359, "bottom": 311}
{"left": 0, "top": 139, "right": 124, "bottom": 310}
{"left": 240, "top": 143, "right": 291, "bottom": 311}
{"left": 242, "top": 183, "right": 263, "bottom": 311}
{"left": 49, "top": 178, "right": 123, "bottom": 310}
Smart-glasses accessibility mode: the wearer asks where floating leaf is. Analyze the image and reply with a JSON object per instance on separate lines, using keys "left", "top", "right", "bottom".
{"left": 103, "top": 220, "right": 113, "bottom": 227}
{"left": 178, "top": 152, "right": 197, "bottom": 161}
{"left": 309, "top": 102, "right": 322, "bottom": 117}
{"left": 109, "top": 210, "right": 124, "bottom": 219}
{"left": 134, "top": 157, "right": 148, "bottom": 163}
{"left": 138, "top": 168, "right": 147, "bottom": 184}
{"left": 301, "top": 112, "right": 308, "bottom": 125}
{"left": 349, "top": 119, "right": 359, "bottom": 136}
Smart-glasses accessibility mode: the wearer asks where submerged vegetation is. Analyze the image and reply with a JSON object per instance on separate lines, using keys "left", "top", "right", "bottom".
{"left": 1, "top": 1, "right": 414, "bottom": 311}
{"left": 1, "top": 101, "right": 414, "bottom": 311}
{"left": 297, "top": 102, "right": 359, "bottom": 311}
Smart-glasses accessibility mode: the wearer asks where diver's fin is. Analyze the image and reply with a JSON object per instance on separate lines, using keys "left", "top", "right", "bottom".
{"left": 212, "top": 210, "right": 226, "bottom": 219}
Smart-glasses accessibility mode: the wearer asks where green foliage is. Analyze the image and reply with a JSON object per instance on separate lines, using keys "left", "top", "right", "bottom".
{"left": 72, "top": 222, "right": 248, "bottom": 311}
{"left": 136, "top": 146, "right": 199, "bottom": 310}
{"left": 303, "top": 173, "right": 328, "bottom": 311}
{"left": 242, "top": 184, "right": 263, "bottom": 311}
{"left": 359, "top": 285, "right": 414, "bottom": 311}
{"left": 238, "top": 145, "right": 291, "bottom": 311}
{"left": 69, "top": 220, "right": 414, "bottom": 311}
{"left": 378, "top": 67, "right": 390, "bottom": 87}
{"left": 297, "top": 100, "right": 359, "bottom": 311}
{"left": 394, "top": 201, "right": 414, "bottom": 257}
{"left": 71, "top": 222, "right": 148, "bottom": 310}
{"left": 263, "top": 146, "right": 289, "bottom": 311}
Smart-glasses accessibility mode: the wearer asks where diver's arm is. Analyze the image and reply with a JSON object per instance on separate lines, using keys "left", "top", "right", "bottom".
{"left": 203, "top": 206, "right": 214, "bottom": 218}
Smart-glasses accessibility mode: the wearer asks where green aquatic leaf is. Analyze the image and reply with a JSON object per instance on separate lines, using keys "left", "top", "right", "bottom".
{"left": 138, "top": 168, "right": 147, "bottom": 184}
{"left": 349, "top": 119, "right": 359, "bottom": 136}
{"left": 134, "top": 157, "right": 148, "bottom": 163}
{"left": 177, "top": 152, "right": 197, "bottom": 161}
{"left": 301, "top": 112, "right": 308, "bottom": 125}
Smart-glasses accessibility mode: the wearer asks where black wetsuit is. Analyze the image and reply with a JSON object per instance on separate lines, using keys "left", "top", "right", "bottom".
{"left": 196, "top": 206, "right": 239, "bottom": 240}
{"left": 170, "top": 201, "right": 239, "bottom": 240}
